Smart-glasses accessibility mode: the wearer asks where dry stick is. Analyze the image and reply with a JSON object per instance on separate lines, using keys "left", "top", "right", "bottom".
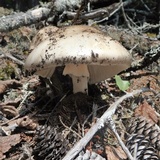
{"left": 140, "top": 0, "right": 152, "bottom": 12}
{"left": 120, "top": 0, "right": 132, "bottom": 29}
{"left": 136, "top": 23, "right": 160, "bottom": 32}
{"left": 120, "top": 0, "right": 140, "bottom": 35}
{"left": 59, "top": 116, "right": 82, "bottom": 139}
{"left": 90, "top": 2, "right": 123, "bottom": 24}
{"left": 62, "top": 88, "right": 149, "bottom": 160}
{"left": 0, "top": 50, "right": 24, "bottom": 65}
{"left": 0, "top": 7, "right": 51, "bottom": 32}
{"left": 64, "top": 0, "right": 136, "bottom": 23}
{"left": 107, "top": 119, "right": 134, "bottom": 160}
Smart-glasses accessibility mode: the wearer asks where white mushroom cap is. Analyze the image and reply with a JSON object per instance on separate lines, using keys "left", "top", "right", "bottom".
{"left": 25, "top": 25, "right": 132, "bottom": 93}
{"left": 30, "top": 26, "right": 58, "bottom": 50}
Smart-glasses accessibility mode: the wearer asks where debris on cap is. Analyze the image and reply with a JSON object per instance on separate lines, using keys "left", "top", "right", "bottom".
{"left": 25, "top": 25, "right": 132, "bottom": 94}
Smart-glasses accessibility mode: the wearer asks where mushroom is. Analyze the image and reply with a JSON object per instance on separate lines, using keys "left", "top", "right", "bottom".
{"left": 25, "top": 25, "right": 132, "bottom": 94}
{"left": 30, "top": 26, "right": 58, "bottom": 50}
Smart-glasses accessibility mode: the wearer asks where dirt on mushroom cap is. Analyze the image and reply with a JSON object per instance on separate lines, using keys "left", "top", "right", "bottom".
{"left": 25, "top": 25, "right": 132, "bottom": 83}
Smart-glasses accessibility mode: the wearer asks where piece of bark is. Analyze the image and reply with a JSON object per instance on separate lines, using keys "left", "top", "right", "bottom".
{"left": 134, "top": 100, "right": 158, "bottom": 124}
{"left": 0, "top": 134, "right": 21, "bottom": 159}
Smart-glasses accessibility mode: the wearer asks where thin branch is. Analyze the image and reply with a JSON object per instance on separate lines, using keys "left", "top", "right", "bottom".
{"left": 120, "top": 0, "right": 132, "bottom": 30}
{"left": 63, "top": 0, "right": 136, "bottom": 24}
{"left": 63, "top": 88, "right": 148, "bottom": 160}
{"left": 59, "top": 116, "right": 82, "bottom": 139}
{"left": 107, "top": 118, "right": 134, "bottom": 160}
{"left": 90, "top": 2, "right": 123, "bottom": 24}
{"left": 0, "top": 49, "right": 24, "bottom": 65}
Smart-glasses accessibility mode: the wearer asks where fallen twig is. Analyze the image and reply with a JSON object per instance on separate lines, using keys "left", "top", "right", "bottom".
{"left": 0, "top": 7, "right": 51, "bottom": 32}
{"left": 107, "top": 118, "right": 134, "bottom": 160}
{"left": 0, "top": 49, "right": 24, "bottom": 65}
{"left": 59, "top": 116, "right": 82, "bottom": 139}
{"left": 63, "top": 88, "right": 149, "bottom": 160}
{"left": 61, "top": 0, "right": 136, "bottom": 24}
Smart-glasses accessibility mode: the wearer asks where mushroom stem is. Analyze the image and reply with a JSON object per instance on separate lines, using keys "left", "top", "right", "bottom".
{"left": 63, "top": 64, "right": 89, "bottom": 94}
{"left": 70, "top": 75, "right": 89, "bottom": 94}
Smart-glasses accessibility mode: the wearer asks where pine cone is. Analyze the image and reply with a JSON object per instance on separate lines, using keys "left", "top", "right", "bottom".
{"left": 33, "top": 125, "right": 70, "bottom": 160}
{"left": 126, "top": 134, "right": 159, "bottom": 160}
{"left": 126, "top": 116, "right": 160, "bottom": 159}
{"left": 127, "top": 116, "right": 160, "bottom": 149}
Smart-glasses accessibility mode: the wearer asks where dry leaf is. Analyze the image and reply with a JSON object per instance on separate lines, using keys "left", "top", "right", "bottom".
{"left": 0, "top": 105, "right": 18, "bottom": 117}
{"left": 127, "top": 71, "right": 160, "bottom": 94}
{"left": 0, "top": 134, "right": 21, "bottom": 159}
{"left": 16, "top": 116, "right": 37, "bottom": 130}
{"left": 0, "top": 80, "right": 22, "bottom": 94}
{"left": 105, "top": 146, "right": 127, "bottom": 160}
{"left": 134, "top": 100, "right": 158, "bottom": 124}
{"left": 105, "top": 146, "right": 120, "bottom": 160}
{"left": 112, "top": 146, "right": 127, "bottom": 159}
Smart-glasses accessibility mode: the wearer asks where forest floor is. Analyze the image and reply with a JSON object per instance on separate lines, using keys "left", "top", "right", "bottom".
{"left": 0, "top": 3, "right": 160, "bottom": 160}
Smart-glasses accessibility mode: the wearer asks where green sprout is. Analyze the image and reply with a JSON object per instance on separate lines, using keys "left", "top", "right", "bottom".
{"left": 115, "top": 75, "right": 130, "bottom": 92}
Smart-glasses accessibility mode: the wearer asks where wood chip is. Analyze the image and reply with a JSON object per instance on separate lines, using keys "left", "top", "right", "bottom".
{"left": 134, "top": 100, "right": 158, "bottom": 124}
{"left": 0, "top": 134, "right": 21, "bottom": 159}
